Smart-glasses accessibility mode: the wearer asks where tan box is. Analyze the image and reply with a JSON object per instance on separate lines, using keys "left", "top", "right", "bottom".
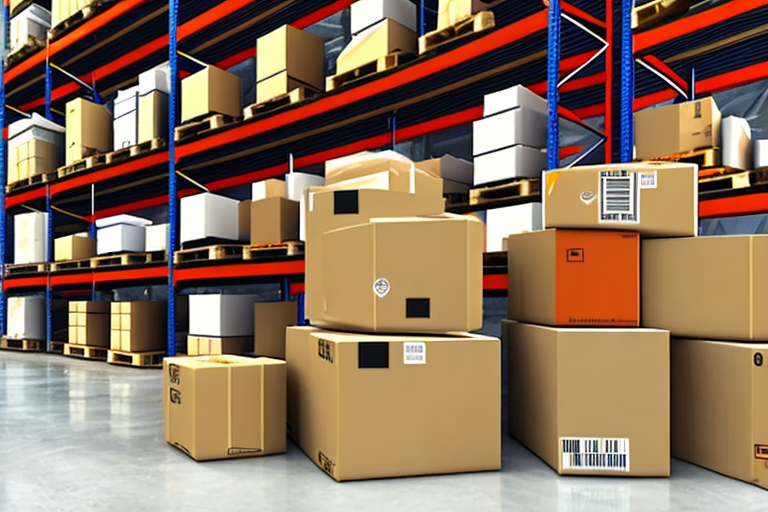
{"left": 543, "top": 162, "right": 698, "bottom": 238}
{"left": 65, "top": 98, "right": 113, "bottom": 166}
{"left": 68, "top": 312, "right": 109, "bottom": 347}
{"left": 252, "top": 178, "right": 286, "bottom": 201}
{"left": 671, "top": 338, "right": 768, "bottom": 491}
{"left": 250, "top": 197, "right": 299, "bottom": 245}
{"left": 9, "top": 138, "right": 59, "bottom": 183}
{"left": 164, "top": 355, "right": 286, "bottom": 461}
{"left": 109, "top": 301, "right": 166, "bottom": 352}
{"left": 238, "top": 200, "right": 251, "bottom": 243}
{"left": 256, "top": 25, "right": 325, "bottom": 104}
{"left": 181, "top": 66, "right": 242, "bottom": 123}
{"left": 437, "top": 0, "right": 506, "bottom": 30}
{"left": 320, "top": 214, "right": 482, "bottom": 333}
{"left": 335, "top": 19, "right": 416, "bottom": 77}
{"left": 286, "top": 326, "right": 501, "bottom": 481}
{"left": 254, "top": 301, "right": 297, "bottom": 359}
{"left": 138, "top": 91, "right": 168, "bottom": 144}
{"left": 504, "top": 320, "right": 670, "bottom": 476}
{"left": 187, "top": 336, "right": 253, "bottom": 356}
{"left": 635, "top": 97, "right": 721, "bottom": 160}
{"left": 642, "top": 236, "right": 768, "bottom": 341}
{"left": 69, "top": 301, "right": 109, "bottom": 314}
{"left": 54, "top": 233, "right": 96, "bottom": 262}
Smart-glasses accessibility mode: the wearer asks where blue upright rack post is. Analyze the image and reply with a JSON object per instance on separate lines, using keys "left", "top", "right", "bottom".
{"left": 619, "top": 0, "right": 634, "bottom": 163}
{"left": 419, "top": 0, "right": 425, "bottom": 37}
{"left": 547, "top": 0, "right": 561, "bottom": 171}
{"left": 45, "top": 42, "right": 53, "bottom": 121}
{"left": 167, "top": 0, "right": 179, "bottom": 357}
{"left": 0, "top": 2, "right": 8, "bottom": 334}
{"left": 45, "top": 186, "right": 53, "bottom": 350}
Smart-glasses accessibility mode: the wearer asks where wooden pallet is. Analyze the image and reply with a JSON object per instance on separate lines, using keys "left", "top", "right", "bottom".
{"left": 699, "top": 169, "right": 768, "bottom": 194}
{"left": 173, "top": 244, "right": 246, "bottom": 264}
{"left": 7, "top": 36, "right": 45, "bottom": 68}
{"left": 91, "top": 250, "right": 166, "bottom": 269}
{"left": 469, "top": 179, "right": 540, "bottom": 206}
{"left": 6, "top": 170, "right": 58, "bottom": 193}
{"left": 106, "top": 138, "right": 166, "bottom": 165}
{"left": 419, "top": 10, "right": 495, "bottom": 54}
{"left": 63, "top": 343, "right": 108, "bottom": 361}
{"left": 57, "top": 153, "right": 107, "bottom": 178}
{"left": 0, "top": 337, "right": 44, "bottom": 352}
{"left": 50, "top": 0, "right": 115, "bottom": 39}
{"left": 49, "top": 340, "right": 66, "bottom": 355}
{"left": 174, "top": 114, "right": 236, "bottom": 142}
{"left": 243, "top": 241, "right": 304, "bottom": 260}
{"left": 4, "top": 262, "right": 48, "bottom": 277}
{"left": 632, "top": 0, "right": 691, "bottom": 31}
{"left": 50, "top": 258, "right": 93, "bottom": 272}
{"left": 244, "top": 87, "right": 318, "bottom": 120}
{"left": 646, "top": 147, "right": 721, "bottom": 168}
{"left": 326, "top": 51, "right": 416, "bottom": 92}
{"left": 107, "top": 350, "right": 165, "bottom": 368}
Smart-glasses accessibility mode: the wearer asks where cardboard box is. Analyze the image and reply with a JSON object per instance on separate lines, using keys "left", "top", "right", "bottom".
{"left": 164, "top": 355, "right": 286, "bottom": 461}
{"left": 324, "top": 150, "right": 439, "bottom": 190}
{"left": 250, "top": 197, "right": 299, "bottom": 245}
{"left": 256, "top": 25, "right": 325, "bottom": 104}
{"left": 642, "top": 235, "right": 768, "bottom": 341}
{"left": 320, "top": 214, "right": 482, "bottom": 333}
{"left": 187, "top": 336, "right": 254, "bottom": 356}
{"left": 286, "top": 172, "right": 324, "bottom": 201}
{"left": 483, "top": 83, "right": 547, "bottom": 117}
{"left": 238, "top": 200, "right": 251, "bottom": 243}
{"left": 139, "top": 63, "right": 170, "bottom": 96}
{"left": 138, "top": 91, "right": 168, "bottom": 144}
{"left": 97, "top": 224, "right": 146, "bottom": 255}
{"left": 9, "top": 138, "right": 60, "bottom": 183}
{"left": 189, "top": 295, "right": 257, "bottom": 337}
{"left": 286, "top": 326, "right": 501, "bottom": 481}
{"left": 671, "top": 338, "right": 768, "bottom": 491}
{"left": 254, "top": 301, "right": 297, "bottom": 359}
{"left": 472, "top": 108, "right": 548, "bottom": 156}
{"left": 65, "top": 98, "right": 113, "bottom": 165}
{"left": 473, "top": 145, "right": 547, "bottom": 185}
{"left": 417, "top": 155, "right": 473, "bottom": 185}
{"left": 10, "top": 4, "right": 50, "bottom": 53}
{"left": 109, "top": 301, "right": 166, "bottom": 352}
{"left": 438, "top": 0, "right": 506, "bottom": 30}
{"left": 350, "top": 0, "right": 417, "bottom": 35}
{"left": 722, "top": 116, "right": 753, "bottom": 171}
{"left": 507, "top": 229, "right": 639, "bottom": 327}
{"left": 756, "top": 139, "right": 768, "bottom": 168}
{"left": 180, "top": 193, "right": 240, "bottom": 245}
{"left": 504, "top": 320, "right": 670, "bottom": 476}
{"left": 14, "top": 212, "right": 48, "bottom": 264}
{"left": 252, "top": 179, "right": 286, "bottom": 201}
{"left": 542, "top": 162, "right": 698, "bottom": 238}
{"left": 181, "top": 66, "right": 242, "bottom": 123}
{"left": 8, "top": 296, "right": 46, "bottom": 341}
{"left": 335, "top": 19, "right": 416, "bottom": 77}
{"left": 634, "top": 97, "right": 721, "bottom": 160}
{"left": 68, "top": 301, "right": 110, "bottom": 347}
{"left": 145, "top": 224, "right": 168, "bottom": 252}
{"left": 55, "top": 233, "right": 96, "bottom": 261}
{"left": 486, "top": 202, "right": 541, "bottom": 252}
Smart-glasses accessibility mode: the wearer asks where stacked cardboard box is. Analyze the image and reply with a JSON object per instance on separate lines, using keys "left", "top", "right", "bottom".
{"left": 10, "top": 3, "right": 50, "bottom": 54}
{"left": 68, "top": 302, "right": 109, "bottom": 347}
{"left": 55, "top": 232, "right": 96, "bottom": 261}
{"left": 254, "top": 301, "right": 297, "bottom": 359}
{"left": 110, "top": 301, "right": 166, "bottom": 353}
{"left": 249, "top": 180, "right": 299, "bottom": 245}
{"left": 180, "top": 66, "right": 241, "bottom": 124}
{"left": 187, "top": 295, "right": 257, "bottom": 356}
{"left": 8, "top": 114, "right": 65, "bottom": 186}
{"left": 95, "top": 215, "right": 152, "bottom": 255}
{"left": 65, "top": 98, "right": 113, "bottom": 166}
{"left": 288, "top": 150, "right": 501, "bottom": 481}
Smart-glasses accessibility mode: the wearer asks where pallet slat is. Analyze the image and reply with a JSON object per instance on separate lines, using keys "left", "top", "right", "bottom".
{"left": 6, "top": 171, "right": 57, "bottom": 193}
{"left": 469, "top": 179, "right": 540, "bottom": 206}
{"left": 106, "top": 138, "right": 166, "bottom": 165}
{"left": 173, "top": 245, "right": 246, "bottom": 264}
{"left": 243, "top": 241, "right": 304, "bottom": 260}
{"left": 57, "top": 153, "right": 107, "bottom": 178}
{"left": 49, "top": 341, "right": 66, "bottom": 354}
{"left": 174, "top": 114, "right": 237, "bottom": 142}
{"left": 107, "top": 350, "right": 165, "bottom": 368}
{"left": 0, "top": 337, "right": 44, "bottom": 352}
{"left": 418, "top": 11, "right": 495, "bottom": 54}
{"left": 644, "top": 147, "right": 721, "bottom": 168}
{"left": 91, "top": 251, "right": 167, "bottom": 269}
{"left": 63, "top": 343, "right": 108, "bottom": 361}
{"left": 4, "top": 262, "right": 48, "bottom": 277}
{"left": 326, "top": 52, "right": 415, "bottom": 92}
{"left": 243, "top": 87, "right": 318, "bottom": 120}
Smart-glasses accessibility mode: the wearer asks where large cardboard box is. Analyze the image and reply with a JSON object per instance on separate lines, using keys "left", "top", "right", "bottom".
{"left": 504, "top": 320, "right": 670, "bottom": 476}
{"left": 187, "top": 336, "right": 254, "bottom": 356}
{"left": 634, "top": 97, "right": 721, "bottom": 160}
{"left": 181, "top": 66, "right": 242, "bottom": 123}
{"left": 483, "top": 83, "right": 547, "bottom": 117}
{"left": 138, "top": 91, "right": 168, "bottom": 144}
{"left": 256, "top": 25, "right": 325, "bottom": 104}
{"left": 65, "top": 98, "right": 113, "bottom": 165}
{"left": 438, "top": 0, "right": 506, "bottom": 30}
{"left": 68, "top": 301, "right": 110, "bottom": 347}
{"left": 8, "top": 296, "right": 46, "bottom": 341}
{"left": 14, "top": 211, "right": 48, "bottom": 264}
{"left": 286, "top": 326, "right": 501, "bottom": 481}
{"left": 542, "top": 162, "right": 698, "bottom": 238}
{"left": 320, "top": 214, "right": 483, "bottom": 333}
{"left": 416, "top": 154, "right": 473, "bottom": 185}
{"left": 254, "top": 301, "right": 297, "bottom": 359}
{"left": 335, "top": 19, "right": 416, "bottom": 77}
{"left": 472, "top": 108, "right": 547, "bottom": 156}
{"left": 473, "top": 145, "right": 547, "bottom": 185}
{"left": 642, "top": 236, "right": 768, "bottom": 341}
{"left": 109, "top": 301, "right": 166, "bottom": 352}
{"left": 250, "top": 197, "right": 299, "bottom": 245}
{"left": 350, "top": 0, "right": 417, "bottom": 35}
{"left": 180, "top": 193, "right": 240, "bottom": 245}
{"left": 485, "top": 202, "right": 541, "bottom": 252}
{"left": 55, "top": 233, "right": 96, "bottom": 261}
{"left": 189, "top": 295, "right": 257, "bottom": 337}
{"left": 507, "top": 229, "right": 639, "bottom": 327}
{"left": 252, "top": 179, "right": 286, "bottom": 201}
{"left": 164, "top": 355, "right": 286, "bottom": 461}
{"left": 671, "top": 338, "right": 768, "bottom": 491}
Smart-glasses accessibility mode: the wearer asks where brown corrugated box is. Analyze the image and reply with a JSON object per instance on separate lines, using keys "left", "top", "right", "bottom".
{"left": 635, "top": 97, "right": 721, "bottom": 160}
{"left": 254, "top": 301, "right": 297, "bottom": 359}
{"left": 181, "top": 66, "right": 242, "bottom": 123}
{"left": 671, "top": 338, "right": 768, "bottom": 491}
{"left": 187, "top": 336, "right": 253, "bottom": 356}
{"left": 164, "top": 355, "right": 286, "bottom": 461}
{"left": 109, "top": 301, "right": 166, "bottom": 352}
{"left": 68, "top": 301, "right": 110, "bottom": 347}
{"left": 320, "top": 214, "right": 483, "bottom": 333}
{"left": 9, "top": 138, "right": 59, "bottom": 183}
{"left": 286, "top": 326, "right": 501, "bottom": 481}
{"left": 238, "top": 200, "right": 251, "bottom": 243}
{"left": 437, "top": 0, "right": 506, "bottom": 30}
{"left": 334, "top": 19, "right": 415, "bottom": 78}
{"left": 543, "top": 162, "right": 698, "bottom": 237}
{"left": 55, "top": 233, "right": 96, "bottom": 262}
{"left": 250, "top": 197, "right": 299, "bottom": 245}
{"left": 504, "top": 320, "right": 670, "bottom": 476}
{"left": 65, "top": 98, "right": 113, "bottom": 165}
{"left": 138, "top": 91, "right": 168, "bottom": 143}
{"left": 642, "top": 235, "right": 768, "bottom": 341}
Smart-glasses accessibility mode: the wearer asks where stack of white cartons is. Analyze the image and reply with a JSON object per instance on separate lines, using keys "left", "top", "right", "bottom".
{"left": 187, "top": 294, "right": 258, "bottom": 356}
{"left": 10, "top": 3, "right": 50, "bottom": 54}
{"left": 7, "top": 114, "right": 65, "bottom": 186}
{"left": 113, "top": 86, "right": 140, "bottom": 150}
{"left": 138, "top": 63, "right": 170, "bottom": 144}
{"left": 7, "top": 296, "right": 46, "bottom": 341}
{"left": 179, "top": 193, "right": 241, "bottom": 248}
{"left": 14, "top": 211, "right": 48, "bottom": 264}
{"left": 96, "top": 215, "right": 152, "bottom": 255}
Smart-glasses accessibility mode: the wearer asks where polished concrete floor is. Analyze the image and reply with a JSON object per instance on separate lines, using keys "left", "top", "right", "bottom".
{"left": 0, "top": 351, "right": 765, "bottom": 512}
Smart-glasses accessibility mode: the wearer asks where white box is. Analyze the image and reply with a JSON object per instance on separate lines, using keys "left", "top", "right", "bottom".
{"left": 473, "top": 145, "right": 547, "bottom": 185}
{"left": 9, "top": 113, "right": 65, "bottom": 146}
{"left": 188, "top": 294, "right": 258, "bottom": 337}
{"left": 486, "top": 203, "right": 542, "bottom": 252}
{"left": 756, "top": 139, "right": 768, "bottom": 168}
{"left": 145, "top": 224, "right": 168, "bottom": 252}
{"left": 113, "top": 114, "right": 138, "bottom": 150}
{"left": 14, "top": 212, "right": 48, "bottom": 264}
{"left": 350, "top": 0, "right": 417, "bottom": 35}
{"left": 473, "top": 108, "right": 548, "bottom": 156}
{"left": 180, "top": 193, "right": 240, "bottom": 245}
{"left": 483, "top": 84, "right": 548, "bottom": 117}
{"left": 286, "top": 172, "right": 324, "bottom": 201}
{"left": 299, "top": 193, "right": 307, "bottom": 242}
{"left": 139, "top": 63, "right": 171, "bottom": 96}
{"left": 417, "top": 154, "right": 474, "bottom": 184}
{"left": 95, "top": 215, "right": 151, "bottom": 229}
{"left": 722, "top": 116, "right": 752, "bottom": 171}
{"left": 97, "top": 224, "right": 146, "bottom": 255}
{"left": 10, "top": 4, "right": 50, "bottom": 54}
{"left": 114, "top": 86, "right": 139, "bottom": 118}
{"left": 7, "top": 296, "right": 46, "bottom": 341}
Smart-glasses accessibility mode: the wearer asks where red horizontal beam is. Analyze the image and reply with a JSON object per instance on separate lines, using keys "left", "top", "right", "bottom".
{"left": 483, "top": 274, "right": 507, "bottom": 291}
{"left": 174, "top": 259, "right": 305, "bottom": 284}
{"left": 50, "top": 272, "right": 93, "bottom": 287}
{"left": 290, "top": 283, "right": 305, "bottom": 295}
{"left": 94, "top": 266, "right": 168, "bottom": 284}
{"left": 561, "top": 1, "right": 607, "bottom": 28}
{"left": 3, "top": 275, "right": 48, "bottom": 291}
{"left": 6, "top": 186, "right": 46, "bottom": 208}
{"left": 699, "top": 192, "right": 768, "bottom": 219}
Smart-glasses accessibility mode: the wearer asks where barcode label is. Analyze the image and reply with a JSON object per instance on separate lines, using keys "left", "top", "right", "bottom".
{"left": 403, "top": 342, "right": 426, "bottom": 364}
{"left": 561, "top": 437, "right": 630, "bottom": 472}
{"left": 599, "top": 171, "right": 639, "bottom": 224}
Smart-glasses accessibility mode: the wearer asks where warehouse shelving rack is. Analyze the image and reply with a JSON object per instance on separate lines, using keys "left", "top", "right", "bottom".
{"left": 1, "top": 0, "right": 765, "bottom": 354}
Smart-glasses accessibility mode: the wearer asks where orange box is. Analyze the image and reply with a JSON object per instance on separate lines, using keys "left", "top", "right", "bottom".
{"left": 507, "top": 229, "right": 639, "bottom": 326}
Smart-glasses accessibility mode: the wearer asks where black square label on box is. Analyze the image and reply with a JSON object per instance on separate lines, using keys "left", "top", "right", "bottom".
{"left": 333, "top": 190, "right": 359, "bottom": 215}
{"left": 406, "top": 298, "right": 430, "bottom": 318}
{"left": 358, "top": 342, "right": 389, "bottom": 369}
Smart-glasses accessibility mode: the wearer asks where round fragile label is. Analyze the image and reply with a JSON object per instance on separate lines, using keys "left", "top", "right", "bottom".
{"left": 373, "top": 278, "right": 390, "bottom": 298}
{"left": 580, "top": 190, "right": 596, "bottom": 205}
{"left": 756, "top": 353, "right": 764, "bottom": 367}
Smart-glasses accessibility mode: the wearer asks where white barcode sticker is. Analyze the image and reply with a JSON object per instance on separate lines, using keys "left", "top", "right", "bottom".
{"left": 639, "top": 171, "right": 657, "bottom": 189}
{"left": 403, "top": 342, "right": 426, "bottom": 365}
{"left": 599, "top": 171, "right": 639, "bottom": 224}
{"left": 561, "top": 437, "right": 630, "bottom": 472}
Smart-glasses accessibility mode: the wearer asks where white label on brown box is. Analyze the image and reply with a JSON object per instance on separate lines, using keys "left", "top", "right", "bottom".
{"left": 373, "top": 278, "right": 390, "bottom": 298}
{"left": 403, "top": 342, "right": 426, "bottom": 365}
{"left": 561, "top": 437, "right": 630, "bottom": 472}
{"left": 639, "top": 171, "right": 657, "bottom": 189}
{"left": 599, "top": 171, "right": 639, "bottom": 224}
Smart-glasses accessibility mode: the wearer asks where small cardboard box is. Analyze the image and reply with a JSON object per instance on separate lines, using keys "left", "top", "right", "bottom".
{"left": 286, "top": 326, "right": 501, "bottom": 481}
{"left": 109, "top": 301, "right": 166, "bottom": 352}
{"left": 507, "top": 229, "right": 639, "bottom": 327}
{"left": 486, "top": 202, "right": 541, "bottom": 252}
{"left": 9, "top": 138, "right": 59, "bottom": 183}
{"left": 634, "top": 96, "right": 721, "bottom": 160}
{"left": 180, "top": 193, "right": 240, "bottom": 245}
{"left": 437, "top": 0, "right": 506, "bottom": 30}
{"left": 68, "top": 301, "right": 110, "bottom": 347}
{"left": 671, "top": 338, "right": 768, "bottom": 491}
{"left": 181, "top": 66, "right": 242, "bottom": 123}
{"left": 504, "top": 320, "right": 670, "bottom": 476}
{"left": 54, "top": 233, "right": 96, "bottom": 261}
{"left": 642, "top": 235, "right": 768, "bottom": 341}
{"left": 472, "top": 108, "right": 547, "bottom": 156}
{"left": 14, "top": 212, "right": 48, "bottom": 265}
{"left": 254, "top": 301, "right": 298, "bottom": 359}
{"left": 65, "top": 97, "right": 113, "bottom": 165}
{"left": 8, "top": 296, "right": 46, "bottom": 341}
{"left": 350, "top": 0, "right": 417, "bottom": 35}
{"left": 250, "top": 197, "right": 299, "bottom": 245}
{"left": 320, "top": 214, "right": 483, "bottom": 333}
{"left": 187, "top": 336, "right": 254, "bottom": 356}
{"left": 189, "top": 295, "right": 257, "bottom": 338}
{"left": 164, "top": 355, "right": 286, "bottom": 461}
{"left": 335, "top": 19, "right": 415, "bottom": 77}
{"left": 138, "top": 91, "right": 168, "bottom": 144}
{"left": 416, "top": 154, "right": 473, "bottom": 185}
{"left": 542, "top": 162, "right": 698, "bottom": 238}
{"left": 473, "top": 145, "right": 547, "bottom": 185}
{"left": 252, "top": 179, "right": 286, "bottom": 201}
